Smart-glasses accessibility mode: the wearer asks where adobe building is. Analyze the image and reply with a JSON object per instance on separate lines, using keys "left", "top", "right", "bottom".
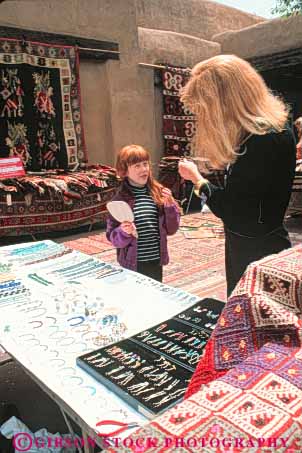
{"left": 0, "top": 0, "right": 264, "bottom": 167}
{"left": 2, "top": 2, "right": 302, "bottom": 166}
{"left": 1, "top": 1, "right": 302, "bottom": 165}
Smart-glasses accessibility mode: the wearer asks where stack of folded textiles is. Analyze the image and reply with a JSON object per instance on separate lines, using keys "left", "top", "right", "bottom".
{"left": 0, "top": 165, "right": 120, "bottom": 203}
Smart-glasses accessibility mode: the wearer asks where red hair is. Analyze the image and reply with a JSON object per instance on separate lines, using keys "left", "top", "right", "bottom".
{"left": 116, "top": 145, "right": 176, "bottom": 207}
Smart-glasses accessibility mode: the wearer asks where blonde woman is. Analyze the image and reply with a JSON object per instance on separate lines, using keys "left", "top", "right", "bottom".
{"left": 178, "top": 55, "right": 296, "bottom": 296}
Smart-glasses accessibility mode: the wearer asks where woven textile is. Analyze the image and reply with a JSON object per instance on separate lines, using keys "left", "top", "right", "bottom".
{"left": 186, "top": 245, "right": 302, "bottom": 398}
{"left": 160, "top": 66, "right": 225, "bottom": 201}
{"left": 0, "top": 165, "right": 119, "bottom": 236}
{"left": 102, "top": 343, "right": 302, "bottom": 453}
{"left": 0, "top": 38, "right": 86, "bottom": 170}
{"left": 0, "top": 190, "right": 115, "bottom": 236}
{"left": 162, "top": 66, "right": 193, "bottom": 157}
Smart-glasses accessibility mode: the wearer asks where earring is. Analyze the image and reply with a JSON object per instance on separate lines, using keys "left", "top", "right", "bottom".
{"left": 106, "top": 366, "right": 125, "bottom": 376}
{"left": 143, "top": 390, "right": 166, "bottom": 402}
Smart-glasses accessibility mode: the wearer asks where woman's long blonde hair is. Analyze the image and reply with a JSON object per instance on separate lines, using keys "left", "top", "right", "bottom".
{"left": 116, "top": 144, "right": 175, "bottom": 206}
{"left": 181, "top": 54, "right": 289, "bottom": 169}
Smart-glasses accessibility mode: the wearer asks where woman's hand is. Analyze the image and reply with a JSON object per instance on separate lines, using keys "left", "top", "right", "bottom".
{"left": 162, "top": 187, "right": 174, "bottom": 205}
{"left": 178, "top": 159, "right": 203, "bottom": 184}
{"left": 120, "top": 221, "right": 137, "bottom": 236}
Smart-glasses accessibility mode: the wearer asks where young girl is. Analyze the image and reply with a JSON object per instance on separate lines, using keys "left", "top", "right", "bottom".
{"left": 106, "top": 145, "right": 180, "bottom": 282}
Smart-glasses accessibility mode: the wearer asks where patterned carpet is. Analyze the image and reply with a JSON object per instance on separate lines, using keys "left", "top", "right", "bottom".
{"left": 62, "top": 212, "right": 302, "bottom": 304}
{"left": 164, "top": 213, "right": 226, "bottom": 300}
{"left": 64, "top": 233, "right": 113, "bottom": 255}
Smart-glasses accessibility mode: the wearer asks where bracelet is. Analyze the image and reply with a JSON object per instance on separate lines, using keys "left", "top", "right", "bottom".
{"left": 36, "top": 344, "right": 48, "bottom": 352}
{"left": 193, "top": 179, "right": 208, "bottom": 198}
{"left": 28, "top": 320, "right": 43, "bottom": 329}
{"left": 49, "top": 358, "right": 66, "bottom": 368}
{"left": 67, "top": 316, "right": 85, "bottom": 327}
{"left": 81, "top": 385, "right": 97, "bottom": 397}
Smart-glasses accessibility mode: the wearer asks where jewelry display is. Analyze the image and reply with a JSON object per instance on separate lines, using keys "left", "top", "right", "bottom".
{"left": 77, "top": 298, "right": 224, "bottom": 417}
{"left": 1, "top": 242, "right": 222, "bottom": 423}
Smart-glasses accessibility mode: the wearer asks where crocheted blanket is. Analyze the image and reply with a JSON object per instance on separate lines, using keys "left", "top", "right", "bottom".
{"left": 101, "top": 246, "right": 302, "bottom": 453}
{"left": 103, "top": 343, "right": 302, "bottom": 452}
{"left": 186, "top": 244, "right": 302, "bottom": 397}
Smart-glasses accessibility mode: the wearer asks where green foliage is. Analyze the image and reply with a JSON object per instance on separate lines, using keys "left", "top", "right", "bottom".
{"left": 272, "top": 0, "right": 302, "bottom": 17}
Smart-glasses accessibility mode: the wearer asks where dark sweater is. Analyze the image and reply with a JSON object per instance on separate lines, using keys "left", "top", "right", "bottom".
{"left": 201, "top": 128, "right": 296, "bottom": 237}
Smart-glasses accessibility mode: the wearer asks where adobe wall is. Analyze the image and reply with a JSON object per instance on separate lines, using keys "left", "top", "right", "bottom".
{"left": 213, "top": 15, "right": 302, "bottom": 58}
{"left": 0, "top": 0, "right": 145, "bottom": 165}
{"left": 136, "top": 0, "right": 264, "bottom": 42}
{"left": 0, "top": 0, "right": 262, "bottom": 166}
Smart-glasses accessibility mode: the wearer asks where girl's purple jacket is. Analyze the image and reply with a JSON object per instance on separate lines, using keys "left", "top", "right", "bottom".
{"left": 106, "top": 180, "right": 180, "bottom": 271}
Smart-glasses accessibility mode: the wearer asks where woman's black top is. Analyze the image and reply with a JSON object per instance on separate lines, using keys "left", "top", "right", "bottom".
{"left": 200, "top": 128, "right": 296, "bottom": 237}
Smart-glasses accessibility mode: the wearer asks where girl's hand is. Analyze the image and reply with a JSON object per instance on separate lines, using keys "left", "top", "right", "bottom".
{"left": 162, "top": 187, "right": 174, "bottom": 205}
{"left": 120, "top": 221, "right": 136, "bottom": 236}
{"left": 178, "top": 159, "right": 203, "bottom": 184}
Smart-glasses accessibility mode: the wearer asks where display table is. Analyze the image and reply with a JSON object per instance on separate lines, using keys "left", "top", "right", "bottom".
{"left": 0, "top": 240, "right": 199, "bottom": 451}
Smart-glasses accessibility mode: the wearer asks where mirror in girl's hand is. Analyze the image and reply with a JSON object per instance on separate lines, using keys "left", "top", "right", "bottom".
{"left": 106, "top": 201, "right": 134, "bottom": 223}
